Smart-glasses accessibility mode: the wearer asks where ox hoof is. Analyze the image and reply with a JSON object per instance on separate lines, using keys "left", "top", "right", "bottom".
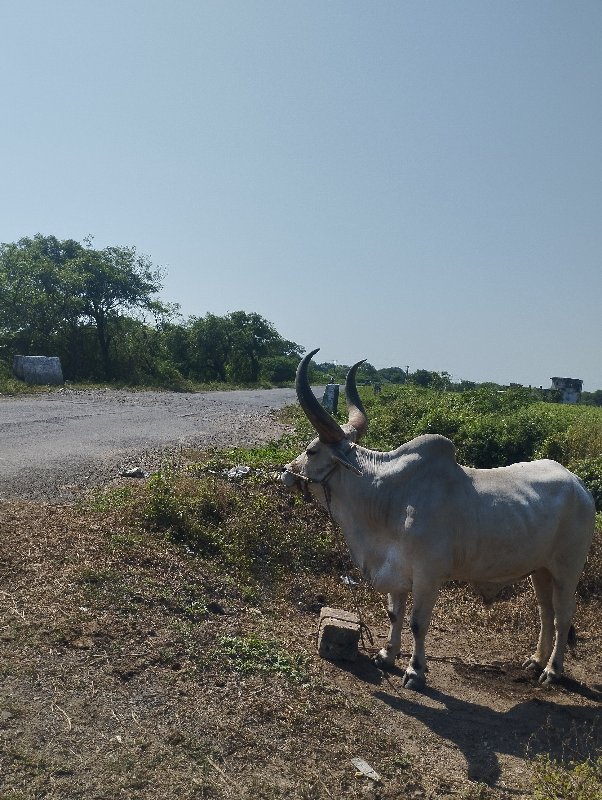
{"left": 373, "top": 650, "right": 396, "bottom": 670}
{"left": 402, "top": 671, "right": 426, "bottom": 692}
{"left": 538, "top": 670, "right": 560, "bottom": 687}
{"left": 522, "top": 657, "right": 543, "bottom": 676}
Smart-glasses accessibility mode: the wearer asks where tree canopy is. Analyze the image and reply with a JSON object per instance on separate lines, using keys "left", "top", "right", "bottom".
{"left": 0, "top": 234, "right": 303, "bottom": 385}
{"left": 0, "top": 235, "right": 170, "bottom": 380}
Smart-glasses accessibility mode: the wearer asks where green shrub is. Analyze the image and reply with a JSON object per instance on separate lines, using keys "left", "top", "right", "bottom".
{"left": 570, "top": 457, "right": 602, "bottom": 511}
{"left": 537, "top": 415, "right": 602, "bottom": 464}
{"left": 360, "top": 385, "right": 602, "bottom": 471}
{"left": 141, "top": 463, "right": 340, "bottom": 586}
{"left": 143, "top": 469, "right": 233, "bottom": 555}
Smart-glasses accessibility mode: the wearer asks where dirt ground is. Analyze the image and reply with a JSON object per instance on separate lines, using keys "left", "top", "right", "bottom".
{"left": 0, "top": 492, "right": 600, "bottom": 799}
{"left": 0, "top": 391, "right": 600, "bottom": 798}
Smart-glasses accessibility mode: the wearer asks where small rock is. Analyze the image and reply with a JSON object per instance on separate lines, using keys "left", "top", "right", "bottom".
{"left": 121, "top": 467, "right": 146, "bottom": 478}
{"left": 351, "top": 757, "right": 381, "bottom": 782}
{"left": 225, "top": 465, "right": 251, "bottom": 480}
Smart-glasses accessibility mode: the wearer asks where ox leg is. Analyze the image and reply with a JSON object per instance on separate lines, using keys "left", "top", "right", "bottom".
{"left": 375, "top": 591, "right": 407, "bottom": 667}
{"left": 523, "top": 568, "right": 555, "bottom": 676}
{"left": 403, "top": 583, "right": 440, "bottom": 691}
{"left": 539, "top": 580, "right": 577, "bottom": 685}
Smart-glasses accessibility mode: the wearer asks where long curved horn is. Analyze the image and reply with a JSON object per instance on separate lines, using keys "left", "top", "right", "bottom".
{"left": 344, "top": 360, "right": 369, "bottom": 441}
{"left": 296, "top": 349, "right": 345, "bottom": 443}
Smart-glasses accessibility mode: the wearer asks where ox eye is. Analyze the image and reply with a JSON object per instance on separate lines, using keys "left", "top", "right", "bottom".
{"left": 306, "top": 447, "right": 318, "bottom": 456}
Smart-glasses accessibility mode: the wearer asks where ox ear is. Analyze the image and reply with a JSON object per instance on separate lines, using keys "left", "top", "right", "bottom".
{"left": 332, "top": 443, "right": 362, "bottom": 476}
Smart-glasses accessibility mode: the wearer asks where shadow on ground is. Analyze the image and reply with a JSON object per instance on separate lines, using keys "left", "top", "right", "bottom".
{"left": 373, "top": 665, "right": 601, "bottom": 785}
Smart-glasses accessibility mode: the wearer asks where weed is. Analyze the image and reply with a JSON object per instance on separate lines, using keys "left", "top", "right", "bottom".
{"left": 460, "top": 782, "right": 494, "bottom": 800}
{"left": 216, "top": 633, "right": 309, "bottom": 683}
{"left": 531, "top": 754, "right": 602, "bottom": 800}
{"left": 140, "top": 466, "right": 340, "bottom": 588}
{"left": 143, "top": 469, "right": 231, "bottom": 555}
{"left": 85, "top": 485, "right": 135, "bottom": 513}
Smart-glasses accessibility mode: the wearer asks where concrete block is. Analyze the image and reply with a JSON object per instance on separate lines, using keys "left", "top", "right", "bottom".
{"left": 317, "top": 606, "right": 360, "bottom": 662}
{"left": 321, "top": 384, "right": 339, "bottom": 414}
{"left": 13, "top": 355, "right": 63, "bottom": 386}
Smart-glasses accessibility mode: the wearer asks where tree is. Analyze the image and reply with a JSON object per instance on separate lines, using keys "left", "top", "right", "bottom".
{"left": 376, "top": 367, "right": 408, "bottom": 384}
{"left": 223, "top": 311, "right": 303, "bottom": 384}
{"left": 260, "top": 356, "right": 297, "bottom": 383}
{"left": 70, "top": 242, "right": 170, "bottom": 378}
{"left": 186, "top": 314, "right": 233, "bottom": 382}
{"left": 0, "top": 234, "right": 172, "bottom": 380}
{"left": 174, "top": 311, "right": 303, "bottom": 384}
{"left": 410, "top": 369, "right": 452, "bottom": 390}
{"left": 581, "top": 390, "right": 602, "bottom": 407}
{"left": 0, "top": 235, "right": 82, "bottom": 357}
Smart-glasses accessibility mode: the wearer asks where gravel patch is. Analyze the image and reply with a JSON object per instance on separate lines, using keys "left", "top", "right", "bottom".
{"left": 0, "top": 387, "right": 305, "bottom": 502}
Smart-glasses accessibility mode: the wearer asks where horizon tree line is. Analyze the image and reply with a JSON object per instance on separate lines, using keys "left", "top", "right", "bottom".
{"left": 1, "top": 234, "right": 600, "bottom": 403}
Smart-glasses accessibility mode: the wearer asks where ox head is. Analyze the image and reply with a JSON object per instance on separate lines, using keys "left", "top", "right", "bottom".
{"left": 281, "top": 349, "right": 369, "bottom": 494}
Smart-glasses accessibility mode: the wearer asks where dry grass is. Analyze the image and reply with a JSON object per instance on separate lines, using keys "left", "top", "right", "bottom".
{"left": 0, "top": 478, "right": 600, "bottom": 799}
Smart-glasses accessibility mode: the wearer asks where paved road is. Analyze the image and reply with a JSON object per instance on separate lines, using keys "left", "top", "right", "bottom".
{"left": 0, "top": 387, "right": 307, "bottom": 502}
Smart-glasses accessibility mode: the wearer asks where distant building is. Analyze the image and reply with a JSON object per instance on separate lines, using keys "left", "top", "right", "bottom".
{"left": 550, "top": 377, "right": 583, "bottom": 404}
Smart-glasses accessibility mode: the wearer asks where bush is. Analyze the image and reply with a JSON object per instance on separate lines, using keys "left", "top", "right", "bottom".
{"left": 260, "top": 356, "right": 297, "bottom": 384}
{"left": 143, "top": 469, "right": 233, "bottom": 555}
{"left": 141, "top": 461, "right": 340, "bottom": 587}
{"left": 537, "top": 415, "right": 602, "bottom": 463}
{"left": 361, "top": 385, "right": 602, "bottom": 471}
{"left": 570, "top": 457, "right": 602, "bottom": 511}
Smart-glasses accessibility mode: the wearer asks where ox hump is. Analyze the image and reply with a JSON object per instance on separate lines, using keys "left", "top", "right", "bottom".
{"left": 400, "top": 434, "right": 457, "bottom": 462}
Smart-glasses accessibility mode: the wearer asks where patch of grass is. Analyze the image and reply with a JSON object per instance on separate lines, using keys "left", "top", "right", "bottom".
{"left": 191, "top": 429, "right": 309, "bottom": 474}
{"left": 85, "top": 486, "right": 135, "bottom": 513}
{"left": 216, "top": 633, "right": 310, "bottom": 683}
{"left": 142, "top": 468, "right": 234, "bottom": 555}
{"left": 531, "top": 755, "right": 602, "bottom": 800}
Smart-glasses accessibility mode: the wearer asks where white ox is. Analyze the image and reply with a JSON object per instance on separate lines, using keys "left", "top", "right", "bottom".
{"left": 282, "top": 349, "right": 595, "bottom": 690}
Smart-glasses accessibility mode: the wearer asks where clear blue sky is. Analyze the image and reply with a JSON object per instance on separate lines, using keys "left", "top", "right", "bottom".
{"left": 2, "top": 1, "right": 601, "bottom": 388}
